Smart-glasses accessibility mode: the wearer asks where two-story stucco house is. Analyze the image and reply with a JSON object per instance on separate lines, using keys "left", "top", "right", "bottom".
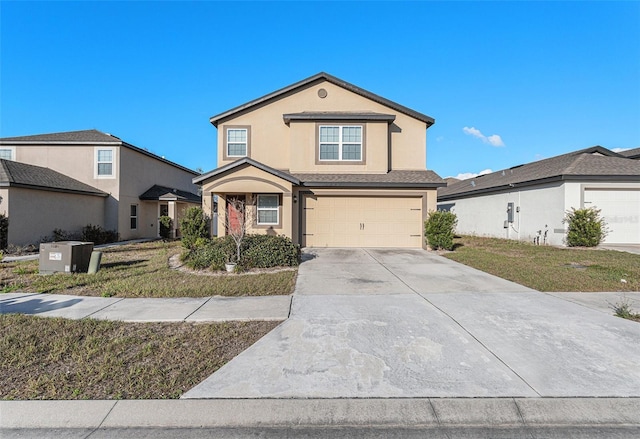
{"left": 0, "top": 129, "right": 201, "bottom": 246}
{"left": 195, "top": 73, "right": 445, "bottom": 248}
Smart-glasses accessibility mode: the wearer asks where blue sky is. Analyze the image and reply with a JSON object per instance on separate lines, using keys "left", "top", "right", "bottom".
{"left": 2, "top": 1, "right": 639, "bottom": 179}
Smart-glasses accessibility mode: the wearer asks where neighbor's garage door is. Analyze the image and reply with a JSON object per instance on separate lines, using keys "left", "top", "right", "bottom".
{"left": 584, "top": 188, "right": 640, "bottom": 244}
{"left": 302, "top": 196, "right": 423, "bottom": 247}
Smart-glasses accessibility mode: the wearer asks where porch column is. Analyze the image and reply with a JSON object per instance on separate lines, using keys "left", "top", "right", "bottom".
{"left": 168, "top": 201, "right": 177, "bottom": 239}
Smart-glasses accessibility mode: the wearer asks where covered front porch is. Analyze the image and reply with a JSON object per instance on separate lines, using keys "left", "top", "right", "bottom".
{"left": 139, "top": 185, "right": 202, "bottom": 238}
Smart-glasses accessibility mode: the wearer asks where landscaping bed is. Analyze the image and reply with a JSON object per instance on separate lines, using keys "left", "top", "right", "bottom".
{"left": 444, "top": 236, "right": 640, "bottom": 292}
{"left": 0, "top": 241, "right": 297, "bottom": 298}
{"left": 0, "top": 314, "right": 280, "bottom": 399}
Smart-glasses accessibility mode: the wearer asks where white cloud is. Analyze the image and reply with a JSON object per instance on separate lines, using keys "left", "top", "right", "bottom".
{"left": 612, "top": 147, "right": 630, "bottom": 153}
{"left": 436, "top": 136, "right": 445, "bottom": 142}
{"left": 452, "top": 168, "right": 493, "bottom": 180}
{"left": 463, "top": 126, "right": 505, "bottom": 147}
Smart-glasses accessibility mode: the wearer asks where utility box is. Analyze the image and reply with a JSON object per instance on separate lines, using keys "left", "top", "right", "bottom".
{"left": 39, "top": 241, "right": 94, "bottom": 274}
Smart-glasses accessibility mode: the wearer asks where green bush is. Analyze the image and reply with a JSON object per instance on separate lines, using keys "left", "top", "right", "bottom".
{"left": 0, "top": 214, "right": 8, "bottom": 250}
{"left": 564, "top": 207, "right": 607, "bottom": 247}
{"left": 159, "top": 216, "right": 173, "bottom": 240}
{"left": 240, "top": 235, "right": 300, "bottom": 270}
{"left": 180, "top": 207, "right": 209, "bottom": 249}
{"left": 184, "top": 234, "right": 299, "bottom": 271}
{"left": 424, "top": 210, "right": 458, "bottom": 250}
{"left": 82, "top": 224, "right": 119, "bottom": 245}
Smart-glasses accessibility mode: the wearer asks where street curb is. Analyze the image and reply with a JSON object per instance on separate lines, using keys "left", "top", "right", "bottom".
{"left": 2, "top": 398, "right": 639, "bottom": 429}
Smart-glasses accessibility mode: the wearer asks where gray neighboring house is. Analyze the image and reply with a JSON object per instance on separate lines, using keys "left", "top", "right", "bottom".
{"left": 0, "top": 129, "right": 201, "bottom": 246}
{"left": 0, "top": 159, "right": 108, "bottom": 246}
{"left": 438, "top": 146, "right": 640, "bottom": 246}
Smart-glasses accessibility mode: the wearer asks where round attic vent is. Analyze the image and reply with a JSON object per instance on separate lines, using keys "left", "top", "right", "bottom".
{"left": 317, "top": 88, "right": 328, "bottom": 98}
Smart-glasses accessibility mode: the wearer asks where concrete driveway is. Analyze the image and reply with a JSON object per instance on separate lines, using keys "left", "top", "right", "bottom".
{"left": 183, "top": 248, "right": 640, "bottom": 399}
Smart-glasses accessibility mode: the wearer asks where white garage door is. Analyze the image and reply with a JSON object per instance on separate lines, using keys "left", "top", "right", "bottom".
{"left": 302, "top": 196, "right": 423, "bottom": 247}
{"left": 584, "top": 188, "right": 640, "bottom": 244}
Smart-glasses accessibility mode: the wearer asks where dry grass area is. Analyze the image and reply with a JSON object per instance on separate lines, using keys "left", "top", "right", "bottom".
{"left": 1, "top": 314, "right": 280, "bottom": 399}
{"left": 444, "top": 236, "right": 640, "bottom": 292}
{"left": 0, "top": 241, "right": 296, "bottom": 297}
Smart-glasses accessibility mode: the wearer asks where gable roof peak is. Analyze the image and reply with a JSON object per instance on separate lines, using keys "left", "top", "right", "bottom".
{"left": 209, "top": 72, "right": 435, "bottom": 128}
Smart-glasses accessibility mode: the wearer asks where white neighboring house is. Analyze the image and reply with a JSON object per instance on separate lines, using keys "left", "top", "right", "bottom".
{"left": 437, "top": 146, "right": 640, "bottom": 246}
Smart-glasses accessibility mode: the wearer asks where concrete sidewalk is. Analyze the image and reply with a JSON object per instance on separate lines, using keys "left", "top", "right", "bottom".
{"left": 0, "top": 292, "right": 291, "bottom": 322}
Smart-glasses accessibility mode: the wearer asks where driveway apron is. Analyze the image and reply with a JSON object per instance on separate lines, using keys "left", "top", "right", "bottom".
{"left": 183, "top": 248, "right": 640, "bottom": 399}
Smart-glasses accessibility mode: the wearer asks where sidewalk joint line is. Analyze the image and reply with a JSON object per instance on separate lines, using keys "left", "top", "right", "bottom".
{"left": 84, "top": 400, "right": 118, "bottom": 438}
{"left": 512, "top": 398, "right": 536, "bottom": 439}
{"left": 183, "top": 297, "right": 213, "bottom": 321}
{"left": 83, "top": 297, "right": 126, "bottom": 319}
{"left": 363, "top": 248, "right": 542, "bottom": 398}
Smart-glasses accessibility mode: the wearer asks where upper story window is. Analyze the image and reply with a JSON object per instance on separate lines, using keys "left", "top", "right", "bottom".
{"left": 319, "top": 125, "right": 362, "bottom": 161}
{"left": 95, "top": 147, "right": 116, "bottom": 178}
{"left": 223, "top": 126, "right": 251, "bottom": 160}
{"left": 0, "top": 147, "right": 15, "bottom": 160}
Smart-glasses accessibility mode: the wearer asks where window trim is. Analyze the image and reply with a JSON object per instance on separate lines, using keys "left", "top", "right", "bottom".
{"left": 95, "top": 147, "right": 116, "bottom": 179}
{"left": 222, "top": 125, "right": 251, "bottom": 160}
{"left": 130, "top": 204, "right": 138, "bottom": 230}
{"left": 0, "top": 146, "right": 15, "bottom": 161}
{"left": 315, "top": 123, "right": 366, "bottom": 165}
{"left": 255, "top": 194, "right": 281, "bottom": 228}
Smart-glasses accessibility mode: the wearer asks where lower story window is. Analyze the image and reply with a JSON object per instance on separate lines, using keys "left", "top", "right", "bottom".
{"left": 257, "top": 194, "right": 279, "bottom": 225}
{"left": 130, "top": 204, "right": 138, "bottom": 229}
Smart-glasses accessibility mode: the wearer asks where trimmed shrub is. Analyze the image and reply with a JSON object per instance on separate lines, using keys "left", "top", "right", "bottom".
{"left": 0, "top": 214, "right": 8, "bottom": 250}
{"left": 424, "top": 210, "right": 458, "bottom": 251}
{"left": 564, "top": 207, "right": 607, "bottom": 247}
{"left": 159, "top": 215, "right": 173, "bottom": 240}
{"left": 240, "top": 235, "right": 300, "bottom": 270}
{"left": 81, "top": 224, "right": 118, "bottom": 245}
{"left": 180, "top": 207, "right": 209, "bottom": 249}
{"left": 184, "top": 234, "right": 299, "bottom": 271}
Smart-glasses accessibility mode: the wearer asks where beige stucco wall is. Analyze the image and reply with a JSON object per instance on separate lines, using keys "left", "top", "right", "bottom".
{"left": 10, "top": 144, "right": 198, "bottom": 240}
{"left": 216, "top": 80, "right": 428, "bottom": 172}
{"left": 1, "top": 187, "right": 105, "bottom": 247}
{"left": 118, "top": 147, "right": 199, "bottom": 240}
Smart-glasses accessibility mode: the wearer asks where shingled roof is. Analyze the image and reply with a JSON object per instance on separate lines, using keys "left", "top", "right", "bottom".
{"left": 139, "top": 184, "right": 201, "bottom": 203}
{"left": 292, "top": 170, "right": 445, "bottom": 188}
{"left": 210, "top": 72, "right": 435, "bottom": 128}
{"left": 619, "top": 147, "right": 640, "bottom": 159}
{"left": 0, "top": 159, "right": 108, "bottom": 196}
{"left": 439, "top": 146, "right": 640, "bottom": 201}
{"left": 0, "top": 129, "right": 198, "bottom": 176}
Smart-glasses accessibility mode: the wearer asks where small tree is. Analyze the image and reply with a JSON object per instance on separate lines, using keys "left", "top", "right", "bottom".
{"left": 159, "top": 215, "right": 173, "bottom": 240}
{"left": 180, "top": 207, "right": 210, "bottom": 249}
{"left": 222, "top": 197, "right": 253, "bottom": 264}
{"left": 424, "top": 210, "right": 458, "bottom": 250}
{"left": 563, "top": 207, "right": 607, "bottom": 247}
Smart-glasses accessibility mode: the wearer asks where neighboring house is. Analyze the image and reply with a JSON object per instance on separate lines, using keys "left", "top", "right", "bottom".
{"left": 194, "top": 72, "right": 445, "bottom": 248}
{"left": 0, "top": 130, "right": 201, "bottom": 244}
{"left": 438, "top": 146, "right": 640, "bottom": 245}
{"left": 0, "top": 159, "right": 108, "bottom": 246}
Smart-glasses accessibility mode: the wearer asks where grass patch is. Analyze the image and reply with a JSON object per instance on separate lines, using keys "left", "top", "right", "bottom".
{"left": 1, "top": 314, "right": 280, "bottom": 399}
{"left": 0, "top": 241, "right": 296, "bottom": 298}
{"left": 444, "top": 236, "right": 640, "bottom": 292}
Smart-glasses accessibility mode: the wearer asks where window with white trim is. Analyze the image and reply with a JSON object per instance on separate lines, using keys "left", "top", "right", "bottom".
{"left": 95, "top": 147, "right": 115, "bottom": 178}
{"left": 0, "top": 147, "right": 15, "bottom": 160}
{"left": 130, "top": 204, "right": 138, "bottom": 230}
{"left": 257, "top": 194, "right": 279, "bottom": 225}
{"left": 227, "top": 128, "right": 248, "bottom": 157}
{"left": 319, "top": 125, "right": 362, "bottom": 161}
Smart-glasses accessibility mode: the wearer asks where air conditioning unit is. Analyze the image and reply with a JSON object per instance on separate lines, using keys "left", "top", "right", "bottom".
{"left": 39, "top": 241, "right": 94, "bottom": 274}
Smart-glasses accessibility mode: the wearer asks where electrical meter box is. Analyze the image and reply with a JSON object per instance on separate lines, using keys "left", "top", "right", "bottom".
{"left": 39, "top": 241, "right": 94, "bottom": 274}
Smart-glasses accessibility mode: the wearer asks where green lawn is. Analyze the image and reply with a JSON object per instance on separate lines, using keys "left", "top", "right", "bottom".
{"left": 0, "top": 241, "right": 297, "bottom": 297}
{"left": 444, "top": 236, "right": 640, "bottom": 292}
